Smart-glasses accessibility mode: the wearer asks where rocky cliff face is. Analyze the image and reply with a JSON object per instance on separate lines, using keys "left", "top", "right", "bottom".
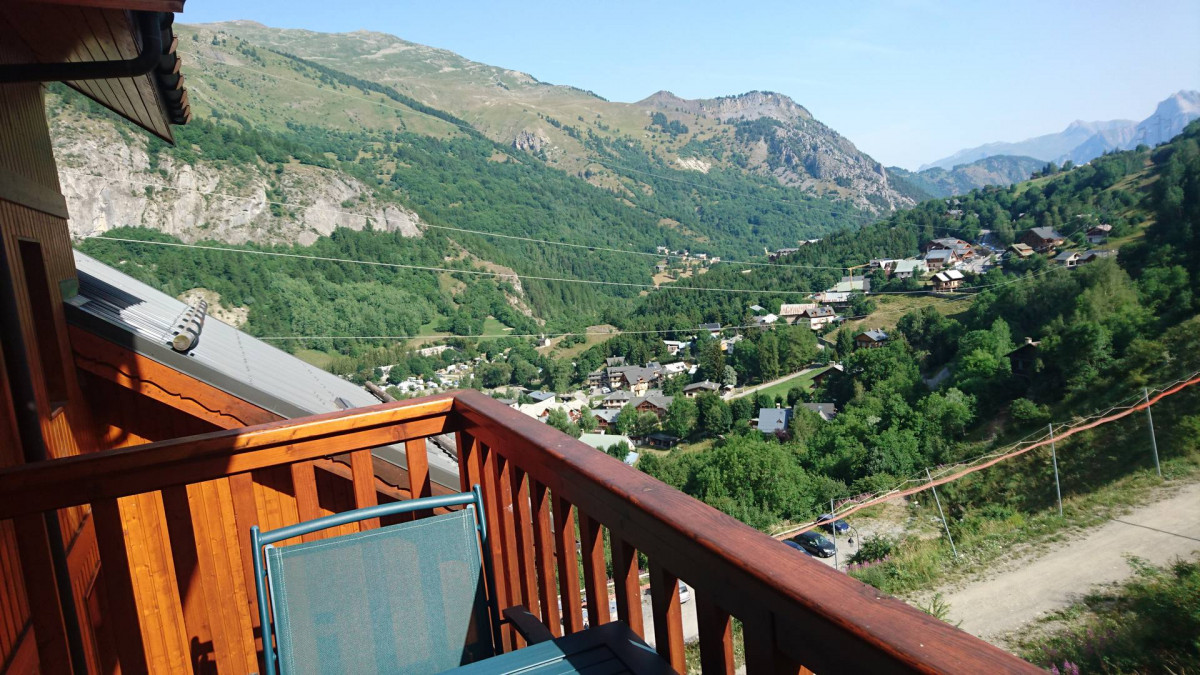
{"left": 50, "top": 106, "right": 424, "bottom": 246}
{"left": 639, "top": 90, "right": 910, "bottom": 212}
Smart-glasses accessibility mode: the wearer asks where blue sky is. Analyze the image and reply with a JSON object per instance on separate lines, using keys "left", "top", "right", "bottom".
{"left": 182, "top": 1, "right": 1200, "bottom": 169}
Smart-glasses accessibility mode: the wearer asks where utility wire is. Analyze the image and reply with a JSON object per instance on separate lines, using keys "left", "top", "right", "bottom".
{"left": 58, "top": 170, "right": 851, "bottom": 271}
{"left": 780, "top": 369, "right": 1200, "bottom": 538}
{"left": 88, "top": 233, "right": 1056, "bottom": 298}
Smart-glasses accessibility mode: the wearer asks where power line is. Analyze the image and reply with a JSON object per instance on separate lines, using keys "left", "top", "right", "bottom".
{"left": 58, "top": 169, "right": 851, "bottom": 271}
{"left": 88, "top": 233, "right": 1054, "bottom": 299}
{"left": 252, "top": 314, "right": 896, "bottom": 342}
{"left": 87, "top": 235, "right": 845, "bottom": 295}
{"left": 780, "top": 369, "right": 1200, "bottom": 539}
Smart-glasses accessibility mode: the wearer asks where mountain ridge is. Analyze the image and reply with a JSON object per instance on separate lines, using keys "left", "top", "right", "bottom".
{"left": 189, "top": 21, "right": 913, "bottom": 213}
{"left": 922, "top": 91, "right": 1199, "bottom": 171}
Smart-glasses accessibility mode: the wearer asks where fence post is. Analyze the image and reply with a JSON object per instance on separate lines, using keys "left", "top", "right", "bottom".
{"left": 1049, "top": 423, "right": 1063, "bottom": 517}
{"left": 926, "top": 468, "right": 958, "bottom": 560}
{"left": 1144, "top": 388, "right": 1162, "bottom": 478}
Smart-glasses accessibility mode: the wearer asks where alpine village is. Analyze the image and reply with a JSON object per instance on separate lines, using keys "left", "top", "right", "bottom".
{"left": 0, "top": 1, "right": 1198, "bottom": 674}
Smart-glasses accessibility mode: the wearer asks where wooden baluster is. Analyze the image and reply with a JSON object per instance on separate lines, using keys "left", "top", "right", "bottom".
{"left": 508, "top": 465, "right": 540, "bottom": 618}
{"left": 405, "top": 438, "right": 431, "bottom": 517}
{"left": 94, "top": 498, "right": 149, "bottom": 674}
{"left": 161, "top": 485, "right": 216, "bottom": 672}
{"left": 11, "top": 513, "right": 76, "bottom": 675}
{"left": 289, "top": 462, "right": 322, "bottom": 541}
{"left": 530, "top": 480, "right": 561, "bottom": 637}
{"left": 348, "top": 450, "right": 380, "bottom": 529}
{"left": 456, "top": 430, "right": 482, "bottom": 493}
{"left": 648, "top": 561, "right": 685, "bottom": 673}
{"left": 493, "top": 453, "right": 523, "bottom": 646}
{"left": 609, "top": 536, "right": 644, "bottom": 639}
{"left": 696, "top": 593, "right": 734, "bottom": 675}
{"left": 227, "top": 472, "right": 263, "bottom": 660}
{"left": 480, "top": 443, "right": 514, "bottom": 651}
{"left": 552, "top": 495, "right": 583, "bottom": 634}
{"left": 578, "top": 513, "right": 609, "bottom": 628}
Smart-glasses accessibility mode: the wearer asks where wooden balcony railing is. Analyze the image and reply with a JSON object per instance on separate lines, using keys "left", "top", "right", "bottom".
{"left": 0, "top": 390, "right": 1039, "bottom": 674}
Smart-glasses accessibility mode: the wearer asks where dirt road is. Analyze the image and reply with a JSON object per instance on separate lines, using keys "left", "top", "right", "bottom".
{"left": 942, "top": 481, "right": 1200, "bottom": 643}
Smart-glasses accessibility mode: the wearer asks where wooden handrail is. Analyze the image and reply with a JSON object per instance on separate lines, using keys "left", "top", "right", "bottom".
{"left": 0, "top": 394, "right": 456, "bottom": 520}
{"left": 0, "top": 389, "right": 1039, "bottom": 673}
{"left": 451, "top": 390, "right": 1039, "bottom": 674}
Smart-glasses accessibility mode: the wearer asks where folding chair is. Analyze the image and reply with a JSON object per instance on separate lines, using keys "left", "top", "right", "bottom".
{"left": 250, "top": 484, "right": 549, "bottom": 674}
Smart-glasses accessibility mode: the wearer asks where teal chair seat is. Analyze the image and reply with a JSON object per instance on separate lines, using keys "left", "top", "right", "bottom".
{"left": 252, "top": 485, "right": 524, "bottom": 674}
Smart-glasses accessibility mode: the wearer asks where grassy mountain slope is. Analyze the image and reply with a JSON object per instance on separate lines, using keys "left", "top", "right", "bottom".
{"left": 188, "top": 22, "right": 913, "bottom": 213}
{"left": 54, "top": 27, "right": 876, "bottom": 345}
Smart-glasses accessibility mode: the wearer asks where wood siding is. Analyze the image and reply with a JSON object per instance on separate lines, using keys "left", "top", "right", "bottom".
{"left": 0, "top": 82, "right": 102, "bottom": 674}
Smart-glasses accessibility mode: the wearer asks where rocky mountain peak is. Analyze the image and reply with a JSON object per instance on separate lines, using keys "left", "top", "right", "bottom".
{"left": 637, "top": 90, "right": 812, "bottom": 124}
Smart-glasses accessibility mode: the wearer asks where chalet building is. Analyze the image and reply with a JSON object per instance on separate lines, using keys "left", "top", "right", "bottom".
{"left": 1022, "top": 226, "right": 1066, "bottom": 252}
{"left": 925, "top": 238, "right": 974, "bottom": 260}
{"left": 632, "top": 392, "right": 673, "bottom": 418}
{"left": 810, "top": 363, "right": 844, "bottom": 388}
{"left": 644, "top": 432, "right": 681, "bottom": 449}
{"left": 1007, "top": 338, "right": 1041, "bottom": 378}
{"left": 661, "top": 339, "right": 689, "bottom": 356}
{"left": 755, "top": 312, "right": 779, "bottom": 326}
{"left": 682, "top": 380, "right": 721, "bottom": 397}
{"left": 798, "top": 305, "right": 837, "bottom": 330}
{"left": 592, "top": 408, "right": 620, "bottom": 430}
{"left": 1054, "top": 251, "right": 1081, "bottom": 268}
{"left": 698, "top": 322, "right": 722, "bottom": 337}
{"left": 0, "top": 4, "right": 1043, "bottom": 672}
{"left": 601, "top": 390, "right": 635, "bottom": 409}
{"left": 1087, "top": 224, "right": 1112, "bottom": 245}
{"left": 779, "top": 303, "right": 817, "bottom": 325}
{"left": 932, "top": 269, "right": 965, "bottom": 292}
{"left": 923, "top": 248, "right": 957, "bottom": 270}
{"left": 892, "top": 259, "right": 927, "bottom": 279}
{"left": 813, "top": 290, "right": 851, "bottom": 305}
{"left": 1078, "top": 250, "right": 1116, "bottom": 264}
{"left": 758, "top": 408, "right": 793, "bottom": 436}
{"left": 1008, "top": 243, "right": 1035, "bottom": 258}
{"left": 855, "top": 330, "right": 890, "bottom": 349}
{"left": 830, "top": 276, "right": 871, "bottom": 293}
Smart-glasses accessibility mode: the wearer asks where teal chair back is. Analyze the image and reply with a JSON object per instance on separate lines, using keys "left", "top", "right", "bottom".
{"left": 251, "top": 485, "right": 501, "bottom": 674}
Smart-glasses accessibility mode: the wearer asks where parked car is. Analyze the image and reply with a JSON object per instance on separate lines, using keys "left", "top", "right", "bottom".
{"left": 783, "top": 540, "right": 814, "bottom": 556}
{"left": 816, "top": 513, "right": 850, "bottom": 535}
{"left": 790, "top": 531, "right": 836, "bottom": 558}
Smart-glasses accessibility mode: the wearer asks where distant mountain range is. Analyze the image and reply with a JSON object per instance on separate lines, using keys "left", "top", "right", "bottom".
{"left": 888, "top": 155, "right": 1046, "bottom": 198}
{"left": 922, "top": 91, "right": 1200, "bottom": 171}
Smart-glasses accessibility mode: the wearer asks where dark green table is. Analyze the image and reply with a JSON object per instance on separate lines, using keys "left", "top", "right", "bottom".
{"left": 442, "top": 621, "right": 676, "bottom": 675}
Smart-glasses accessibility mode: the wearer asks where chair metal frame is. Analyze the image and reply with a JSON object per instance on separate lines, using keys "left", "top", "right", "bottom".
{"left": 250, "top": 484, "right": 501, "bottom": 675}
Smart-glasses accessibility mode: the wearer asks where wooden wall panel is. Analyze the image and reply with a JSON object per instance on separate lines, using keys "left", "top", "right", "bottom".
{"left": 0, "top": 520, "right": 31, "bottom": 669}
{"left": 1, "top": 82, "right": 98, "bottom": 675}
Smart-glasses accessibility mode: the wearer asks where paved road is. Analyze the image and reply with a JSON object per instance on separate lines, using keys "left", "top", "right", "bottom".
{"left": 725, "top": 365, "right": 825, "bottom": 401}
{"left": 942, "top": 481, "right": 1200, "bottom": 643}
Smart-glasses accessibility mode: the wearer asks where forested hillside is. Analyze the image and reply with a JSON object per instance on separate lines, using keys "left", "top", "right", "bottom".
{"left": 618, "top": 123, "right": 1200, "bottom": 534}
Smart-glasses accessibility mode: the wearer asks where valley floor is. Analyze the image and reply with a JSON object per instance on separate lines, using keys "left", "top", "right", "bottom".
{"left": 937, "top": 479, "right": 1200, "bottom": 647}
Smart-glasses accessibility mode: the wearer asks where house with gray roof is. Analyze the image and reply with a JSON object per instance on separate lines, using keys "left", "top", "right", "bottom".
{"left": 855, "top": 330, "right": 890, "bottom": 349}
{"left": 1022, "top": 226, "right": 1065, "bottom": 252}
{"left": 758, "top": 408, "right": 793, "bottom": 435}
